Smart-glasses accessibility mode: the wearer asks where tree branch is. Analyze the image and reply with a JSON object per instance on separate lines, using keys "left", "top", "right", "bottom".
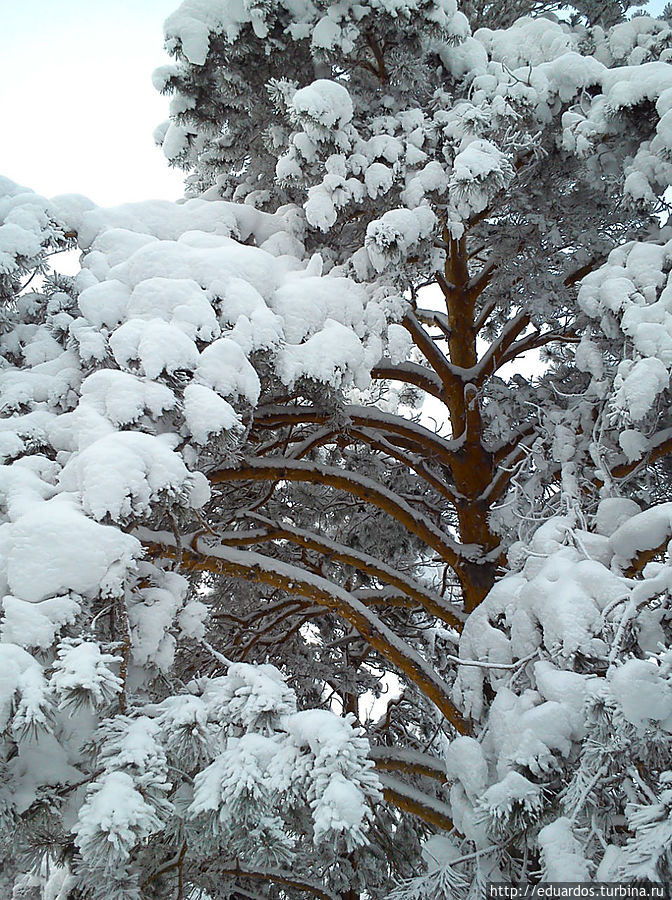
{"left": 603, "top": 428, "right": 672, "bottom": 485}
{"left": 414, "top": 307, "right": 452, "bottom": 340}
{"left": 563, "top": 256, "right": 605, "bottom": 288}
{"left": 212, "top": 864, "right": 340, "bottom": 900}
{"left": 467, "top": 256, "right": 498, "bottom": 302}
{"left": 474, "top": 294, "right": 501, "bottom": 334}
{"left": 144, "top": 538, "right": 471, "bottom": 733}
{"left": 371, "top": 361, "right": 445, "bottom": 400}
{"left": 225, "top": 514, "right": 466, "bottom": 628}
{"left": 370, "top": 747, "right": 447, "bottom": 782}
{"left": 497, "top": 326, "right": 580, "bottom": 370}
{"left": 349, "top": 427, "right": 459, "bottom": 505}
{"left": 402, "top": 310, "right": 462, "bottom": 396}
{"left": 472, "top": 310, "right": 531, "bottom": 384}
{"left": 252, "top": 405, "right": 462, "bottom": 468}
{"left": 379, "top": 774, "right": 454, "bottom": 830}
{"left": 208, "top": 458, "right": 467, "bottom": 569}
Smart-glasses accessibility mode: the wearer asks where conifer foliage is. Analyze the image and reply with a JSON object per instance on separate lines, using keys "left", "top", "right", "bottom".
{"left": 3, "top": 0, "right": 672, "bottom": 896}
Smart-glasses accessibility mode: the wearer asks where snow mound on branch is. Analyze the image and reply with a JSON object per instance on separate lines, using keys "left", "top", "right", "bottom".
{"left": 447, "top": 139, "right": 514, "bottom": 227}
{"left": 125, "top": 569, "right": 190, "bottom": 672}
{"left": 0, "top": 642, "right": 48, "bottom": 732}
{"left": 77, "top": 280, "right": 132, "bottom": 329}
{"left": 74, "top": 771, "right": 164, "bottom": 865}
{"left": 609, "top": 658, "right": 672, "bottom": 728}
{"left": 70, "top": 202, "right": 396, "bottom": 394}
{"left": 313, "top": 773, "right": 370, "bottom": 843}
{"left": 80, "top": 370, "right": 176, "bottom": 427}
{"left": 202, "top": 661, "right": 297, "bottom": 730}
{"left": 0, "top": 177, "right": 86, "bottom": 276}
{"left": 0, "top": 177, "right": 405, "bottom": 726}
{"left": 51, "top": 639, "right": 123, "bottom": 711}
{"left": 109, "top": 317, "right": 200, "bottom": 378}
{"left": 183, "top": 383, "right": 241, "bottom": 444}
{"left": 539, "top": 818, "right": 591, "bottom": 881}
{"left": 474, "top": 17, "right": 579, "bottom": 68}
{"left": 452, "top": 511, "right": 648, "bottom": 723}
{"left": 1, "top": 594, "right": 81, "bottom": 650}
{"left": 559, "top": 61, "right": 672, "bottom": 201}
{"left": 0, "top": 498, "right": 140, "bottom": 603}
{"left": 445, "top": 736, "right": 488, "bottom": 800}
{"left": 281, "top": 709, "right": 380, "bottom": 848}
{"left": 195, "top": 338, "right": 261, "bottom": 405}
{"left": 58, "top": 431, "right": 208, "bottom": 522}
{"left": 76, "top": 196, "right": 290, "bottom": 249}
{"left": 608, "top": 501, "right": 672, "bottom": 566}
{"left": 291, "top": 80, "right": 354, "bottom": 133}
{"left": 612, "top": 357, "right": 669, "bottom": 423}
{"left": 578, "top": 237, "right": 672, "bottom": 432}
{"left": 128, "top": 276, "right": 220, "bottom": 340}
{"left": 595, "top": 498, "right": 642, "bottom": 537}
{"left": 365, "top": 206, "right": 437, "bottom": 272}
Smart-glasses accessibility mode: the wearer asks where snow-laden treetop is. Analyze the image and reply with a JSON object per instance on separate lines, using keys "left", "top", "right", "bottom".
{"left": 155, "top": 0, "right": 672, "bottom": 268}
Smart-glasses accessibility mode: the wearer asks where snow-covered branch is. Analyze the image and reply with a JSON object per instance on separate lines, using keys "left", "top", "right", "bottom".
{"left": 144, "top": 537, "right": 471, "bottom": 732}
{"left": 208, "top": 458, "right": 468, "bottom": 569}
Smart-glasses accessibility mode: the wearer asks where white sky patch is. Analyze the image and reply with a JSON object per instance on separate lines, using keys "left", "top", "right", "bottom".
{"left": 0, "top": 0, "right": 184, "bottom": 206}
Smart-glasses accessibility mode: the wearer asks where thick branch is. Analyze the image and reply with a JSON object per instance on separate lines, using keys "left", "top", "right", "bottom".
{"left": 472, "top": 311, "right": 530, "bottom": 384}
{"left": 371, "top": 361, "right": 445, "bottom": 400}
{"left": 493, "top": 424, "right": 538, "bottom": 465}
{"left": 402, "top": 311, "right": 461, "bottom": 395}
{"left": 146, "top": 539, "right": 470, "bottom": 733}
{"left": 350, "top": 428, "right": 459, "bottom": 505}
{"left": 480, "top": 439, "right": 537, "bottom": 503}
{"left": 624, "top": 539, "right": 670, "bottom": 577}
{"left": 353, "top": 588, "right": 422, "bottom": 609}
{"left": 209, "top": 458, "right": 467, "bottom": 569}
{"left": 253, "top": 405, "right": 461, "bottom": 468}
{"left": 232, "top": 514, "right": 465, "bottom": 628}
{"left": 467, "top": 256, "right": 498, "bottom": 302}
{"left": 379, "top": 774, "right": 454, "bottom": 830}
{"left": 474, "top": 294, "right": 501, "bottom": 334}
{"left": 563, "top": 256, "right": 605, "bottom": 288}
{"left": 497, "top": 327, "right": 580, "bottom": 370}
{"left": 365, "top": 31, "right": 389, "bottom": 82}
{"left": 605, "top": 428, "right": 672, "bottom": 484}
{"left": 370, "top": 747, "right": 447, "bottom": 782}
{"left": 415, "top": 307, "right": 452, "bottom": 340}
{"left": 214, "top": 865, "right": 339, "bottom": 900}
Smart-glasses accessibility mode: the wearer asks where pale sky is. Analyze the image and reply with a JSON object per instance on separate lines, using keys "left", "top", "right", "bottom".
{"left": 0, "top": 0, "right": 184, "bottom": 206}
{"left": 1, "top": 0, "right": 669, "bottom": 209}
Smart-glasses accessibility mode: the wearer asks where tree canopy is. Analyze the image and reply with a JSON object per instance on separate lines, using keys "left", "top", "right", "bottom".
{"left": 2, "top": 1, "right": 672, "bottom": 897}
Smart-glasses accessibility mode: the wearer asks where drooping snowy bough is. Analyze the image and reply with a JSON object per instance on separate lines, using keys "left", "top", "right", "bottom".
{"left": 4, "top": 0, "right": 672, "bottom": 897}
{"left": 0, "top": 181, "right": 389, "bottom": 899}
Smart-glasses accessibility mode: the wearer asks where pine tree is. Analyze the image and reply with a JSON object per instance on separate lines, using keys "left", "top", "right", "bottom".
{"left": 3, "top": 1, "right": 672, "bottom": 897}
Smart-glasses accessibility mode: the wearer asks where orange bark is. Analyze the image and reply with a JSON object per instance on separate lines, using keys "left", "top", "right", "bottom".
{"left": 144, "top": 540, "right": 471, "bottom": 734}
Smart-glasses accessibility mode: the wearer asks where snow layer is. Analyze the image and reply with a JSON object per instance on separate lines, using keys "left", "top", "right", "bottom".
{"left": 0, "top": 175, "right": 396, "bottom": 887}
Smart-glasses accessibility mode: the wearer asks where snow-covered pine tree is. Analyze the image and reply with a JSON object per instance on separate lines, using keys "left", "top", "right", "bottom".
{"left": 4, "top": 0, "right": 672, "bottom": 897}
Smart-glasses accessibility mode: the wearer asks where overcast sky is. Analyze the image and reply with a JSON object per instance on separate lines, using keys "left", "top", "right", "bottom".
{"left": 1, "top": 0, "right": 669, "bottom": 209}
{"left": 0, "top": 0, "right": 184, "bottom": 206}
